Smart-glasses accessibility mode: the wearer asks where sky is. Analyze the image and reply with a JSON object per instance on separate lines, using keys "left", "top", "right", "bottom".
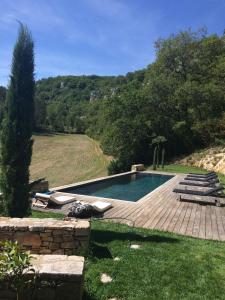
{"left": 0, "top": 0, "right": 224, "bottom": 86}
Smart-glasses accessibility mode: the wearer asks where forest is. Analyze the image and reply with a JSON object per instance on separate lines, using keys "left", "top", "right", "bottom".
{"left": 0, "top": 29, "right": 225, "bottom": 173}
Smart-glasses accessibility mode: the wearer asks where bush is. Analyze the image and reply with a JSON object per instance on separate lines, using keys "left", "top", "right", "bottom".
{"left": 0, "top": 241, "right": 35, "bottom": 298}
{"left": 107, "top": 159, "right": 130, "bottom": 175}
{"left": 214, "top": 138, "right": 225, "bottom": 146}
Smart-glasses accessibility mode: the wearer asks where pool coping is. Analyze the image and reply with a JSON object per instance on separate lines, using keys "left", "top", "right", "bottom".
{"left": 51, "top": 170, "right": 178, "bottom": 204}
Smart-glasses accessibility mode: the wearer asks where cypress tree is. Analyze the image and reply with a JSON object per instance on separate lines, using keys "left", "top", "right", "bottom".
{"left": 0, "top": 24, "right": 35, "bottom": 217}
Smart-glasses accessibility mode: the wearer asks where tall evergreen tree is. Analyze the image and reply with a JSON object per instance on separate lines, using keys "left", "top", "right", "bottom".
{"left": 0, "top": 24, "right": 35, "bottom": 217}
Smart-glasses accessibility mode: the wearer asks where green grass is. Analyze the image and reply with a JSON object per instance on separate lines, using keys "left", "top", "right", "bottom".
{"left": 148, "top": 163, "right": 209, "bottom": 174}
{"left": 30, "top": 133, "right": 111, "bottom": 188}
{"left": 15, "top": 209, "right": 225, "bottom": 299}
{"left": 31, "top": 210, "right": 64, "bottom": 219}
{"left": 84, "top": 220, "right": 225, "bottom": 300}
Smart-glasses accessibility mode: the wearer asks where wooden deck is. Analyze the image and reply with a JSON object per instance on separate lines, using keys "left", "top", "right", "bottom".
{"left": 38, "top": 171, "right": 225, "bottom": 241}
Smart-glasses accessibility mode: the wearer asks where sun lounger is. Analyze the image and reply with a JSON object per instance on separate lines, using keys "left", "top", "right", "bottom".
{"left": 173, "top": 185, "right": 224, "bottom": 196}
{"left": 178, "top": 193, "right": 223, "bottom": 206}
{"left": 188, "top": 172, "right": 215, "bottom": 177}
{"left": 186, "top": 173, "right": 217, "bottom": 179}
{"left": 34, "top": 192, "right": 77, "bottom": 206}
{"left": 184, "top": 174, "right": 218, "bottom": 182}
{"left": 179, "top": 178, "right": 219, "bottom": 187}
{"left": 173, "top": 185, "right": 224, "bottom": 206}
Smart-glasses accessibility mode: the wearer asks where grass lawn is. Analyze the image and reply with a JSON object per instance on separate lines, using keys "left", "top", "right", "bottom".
{"left": 33, "top": 211, "right": 225, "bottom": 300}
{"left": 30, "top": 133, "right": 111, "bottom": 188}
{"left": 84, "top": 220, "right": 225, "bottom": 300}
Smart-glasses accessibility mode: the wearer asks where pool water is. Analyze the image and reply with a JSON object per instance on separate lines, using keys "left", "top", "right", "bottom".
{"left": 61, "top": 172, "right": 173, "bottom": 202}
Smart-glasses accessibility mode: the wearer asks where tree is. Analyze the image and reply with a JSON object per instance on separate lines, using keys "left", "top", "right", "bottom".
{"left": 0, "top": 24, "right": 35, "bottom": 217}
{"left": 152, "top": 136, "right": 167, "bottom": 170}
{"left": 0, "top": 86, "right": 6, "bottom": 124}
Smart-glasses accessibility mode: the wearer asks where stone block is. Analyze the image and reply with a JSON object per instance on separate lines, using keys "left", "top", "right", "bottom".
{"left": 41, "top": 236, "right": 54, "bottom": 242}
{"left": 53, "top": 236, "right": 63, "bottom": 243}
{"left": 52, "top": 249, "right": 65, "bottom": 255}
{"left": 74, "top": 221, "right": 90, "bottom": 237}
{"left": 49, "top": 242, "right": 60, "bottom": 250}
{"left": 39, "top": 249, "right": 52, "bottom": 254}
{"left": 63, "top": 241, "right": 78, "bottom": 249}
{"left": 131, "top": 164, "right": 145, "bottom": 171}
{"left": 63, "top": 235, "right": 74, "bottom": 242}
{"left": 14, "top": 232, "right": 41, "bottom": 248}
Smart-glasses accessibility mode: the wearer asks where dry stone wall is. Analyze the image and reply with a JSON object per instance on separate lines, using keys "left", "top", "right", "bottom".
{"left": 0, "top": 217, "right": 90, "bottom": 255}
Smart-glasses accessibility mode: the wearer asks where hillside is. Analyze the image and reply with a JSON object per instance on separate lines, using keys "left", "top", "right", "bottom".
{"left": 177, "top": 146, "right": 225, "bottom": 175}
{"left": 30, "top": 133, "right": 111, "bottom": 187}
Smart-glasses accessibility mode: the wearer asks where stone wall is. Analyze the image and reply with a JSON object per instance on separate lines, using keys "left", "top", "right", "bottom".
{"left": 0, "top": 217, "right": 90, "bottom": 255}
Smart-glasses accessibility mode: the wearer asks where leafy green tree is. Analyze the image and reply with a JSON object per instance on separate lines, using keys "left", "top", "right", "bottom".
{"left": 0, "top": 24, "right": 35, "bottom": 217}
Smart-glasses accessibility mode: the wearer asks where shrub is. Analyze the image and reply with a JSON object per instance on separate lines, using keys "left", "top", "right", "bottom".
{"left": 107, "top": 159, "right": 130, "bottom": 175}
{"left": 0, "top": 241, "right": 35, "bottom": 299}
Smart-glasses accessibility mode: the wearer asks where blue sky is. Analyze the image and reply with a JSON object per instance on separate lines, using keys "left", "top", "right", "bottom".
{"left": 0, "top": 0, "right": 224, "bottom": 86}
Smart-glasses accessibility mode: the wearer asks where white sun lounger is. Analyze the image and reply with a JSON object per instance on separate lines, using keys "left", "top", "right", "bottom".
{"left": 34, "top": 193, "right": 112, "bottom": 213}
{"left": 34, "top": 192, "right": 77, "bottom": 206}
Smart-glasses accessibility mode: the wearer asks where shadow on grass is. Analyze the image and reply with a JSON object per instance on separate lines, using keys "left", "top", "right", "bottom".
{"left": 33, "top": 130, "right": 63, "bottom": 137}
{"left": 91, "top": 229, "right": 180, "bottom": 244}
{"left": 82, "top": 291, "right": 99, "bottom": 300}
{"left": 90, "top": 243, "right": 113, "bottom": 259}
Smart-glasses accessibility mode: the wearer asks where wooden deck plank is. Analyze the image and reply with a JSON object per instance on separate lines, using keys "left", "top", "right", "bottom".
{"left": 173, "top": 202, "right": 190, "bottom": 234}
{"left": 210, "top": 206, "right": 219, "bottom": 240}
{"left": 192, "top": 204, "right": 201, "bottom": 237}
{"left": 205, "top": 206, "right": 213, "bottom": 240}
{"left": 179, "top": 203, "right": 192, "bottom": 235}
{"left": 185, "top": 203, "right": 197, "bottom": 236}
{"left": 214, "top": 207, "right": 225, "bottom": 240}
{"left": 198, "top": 205, "right": 206, "bottom": 239}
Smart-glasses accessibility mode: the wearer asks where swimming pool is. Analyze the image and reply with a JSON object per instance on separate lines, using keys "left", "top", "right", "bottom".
{"left": 59, "top": 172, "right": 173, "bottom": 202}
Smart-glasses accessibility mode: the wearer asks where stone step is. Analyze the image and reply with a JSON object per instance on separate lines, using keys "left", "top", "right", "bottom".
{"left": 0, "top": 254, "right": 85, "bottom": 300}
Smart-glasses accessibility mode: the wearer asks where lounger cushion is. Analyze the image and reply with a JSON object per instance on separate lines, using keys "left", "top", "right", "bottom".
{"left": 91, "top": 201, "right": 112, "bottom": 212}
{"left": 50, "top": 195, "right": 76, "bottom": 205}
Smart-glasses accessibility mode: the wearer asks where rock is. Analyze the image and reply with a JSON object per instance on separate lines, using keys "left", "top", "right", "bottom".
{"left": 100, "top": 273, "right": 113, "bottom": 283}
{"left": 130, "top": 244, "right": 141, "bottom": 249}
{"left": 113, "top": 257, "right": 121, "bottom": 261}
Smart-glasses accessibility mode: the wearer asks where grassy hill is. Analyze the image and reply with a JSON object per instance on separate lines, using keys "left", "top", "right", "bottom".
{"left": 30, "top": 133, "right": 111, "bottom": 188}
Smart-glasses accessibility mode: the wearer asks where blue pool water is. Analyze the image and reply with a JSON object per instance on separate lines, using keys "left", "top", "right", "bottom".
{"left": 61, "top": 172, "right": 173, "bottom": 202}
